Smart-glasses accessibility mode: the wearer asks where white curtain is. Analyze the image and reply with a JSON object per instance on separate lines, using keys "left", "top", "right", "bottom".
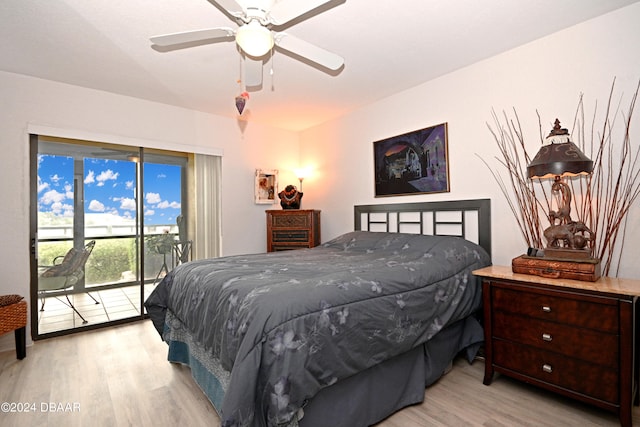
{"left": 193, "top": 154, "right": 222, "bottom": 260}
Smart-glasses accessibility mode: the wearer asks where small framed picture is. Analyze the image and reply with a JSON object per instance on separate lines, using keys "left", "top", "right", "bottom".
{"left": 255, "top": 169, "right": 278, "bottom": 204}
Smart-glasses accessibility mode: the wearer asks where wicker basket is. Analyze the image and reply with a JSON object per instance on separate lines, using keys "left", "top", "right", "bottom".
{"left": 0, "top": 300, "right": 27, "bottom": 336}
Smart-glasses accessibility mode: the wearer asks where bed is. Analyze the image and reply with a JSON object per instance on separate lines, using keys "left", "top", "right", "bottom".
{"left": 144, "top": 199, "right": 491, "bottom": 427}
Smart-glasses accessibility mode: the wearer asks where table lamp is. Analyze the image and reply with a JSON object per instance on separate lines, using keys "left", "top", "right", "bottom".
{"left": 527, "top": 119, "right": 596, "bottom": 260}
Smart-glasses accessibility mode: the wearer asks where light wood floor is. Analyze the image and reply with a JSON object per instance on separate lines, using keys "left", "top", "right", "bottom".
{"left": 0, "top": 320, "right": 637, "bottom": 427}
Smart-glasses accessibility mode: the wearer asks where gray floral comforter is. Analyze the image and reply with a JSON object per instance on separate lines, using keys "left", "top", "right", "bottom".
{"left": 145, "top": 231, "right": 490, "bottom": 427}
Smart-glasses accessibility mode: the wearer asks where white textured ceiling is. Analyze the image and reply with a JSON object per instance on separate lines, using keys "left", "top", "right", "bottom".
{"left": 1, "top": 0, "right": 637, "bottom": 131}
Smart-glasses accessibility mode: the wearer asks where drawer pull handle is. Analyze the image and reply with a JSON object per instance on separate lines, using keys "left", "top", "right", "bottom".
{"left": 542, "top": 333, "right": 553, "bottom": 342}
{"left": 542, "top": 306, "right": 551, "bottom": 313}
{"left": 542, "top": 364, "right": 553, "bottom": 373}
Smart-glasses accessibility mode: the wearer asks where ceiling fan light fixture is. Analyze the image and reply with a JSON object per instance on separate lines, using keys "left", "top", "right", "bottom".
{"left": 236, "top": 20, "right": 274, "bottom": 57}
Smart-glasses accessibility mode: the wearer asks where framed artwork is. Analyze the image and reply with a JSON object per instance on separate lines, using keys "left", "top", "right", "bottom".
{"left": 373, "top": 122, "right": 450, "bottom": 197}
{"left": 255, "top": 169, "right": 278, "bottom": 204}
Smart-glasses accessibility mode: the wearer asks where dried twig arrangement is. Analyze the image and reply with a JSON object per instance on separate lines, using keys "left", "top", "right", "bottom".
{"left": 480, "top": 110, "right": 545, "bottom": 248}
{"left": 480, "top": 79, "right": 640, "bottom": 276}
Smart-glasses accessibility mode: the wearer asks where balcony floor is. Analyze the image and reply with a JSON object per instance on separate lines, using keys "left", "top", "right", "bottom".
{"left": 37, "top": 284, "right": 157, "bottom": 334}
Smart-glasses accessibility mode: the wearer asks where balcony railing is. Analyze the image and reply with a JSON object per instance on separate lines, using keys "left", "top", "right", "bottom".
{"left": 37, "top": 224, "right": 187, "bottom": 293}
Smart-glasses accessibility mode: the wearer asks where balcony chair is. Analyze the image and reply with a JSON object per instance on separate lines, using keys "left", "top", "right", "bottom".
{"left": 174, "top": 214, "right": 192, "bottom": 266}
{"left": 38, "top": 240, "right": 98, "bottom": 324}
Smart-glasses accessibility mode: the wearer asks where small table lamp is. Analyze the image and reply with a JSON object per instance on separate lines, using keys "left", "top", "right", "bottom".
{"left": 527, "top": 119, "right": 596, "bottom": 260}
{"left": 295, "top": 169, "right": 306, "bottom": 192}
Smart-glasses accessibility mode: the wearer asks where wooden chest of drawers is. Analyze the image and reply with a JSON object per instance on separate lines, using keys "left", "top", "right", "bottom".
{"left": 474, "top": 266, "right": 640, "bottom": 427}
{"left": 266, "top": 209, "right": 321, "bottom": 252}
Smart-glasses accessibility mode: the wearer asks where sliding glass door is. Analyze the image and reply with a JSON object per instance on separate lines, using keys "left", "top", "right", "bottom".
{"left": 31, "top": 136, "right": 188, "bottom": 338}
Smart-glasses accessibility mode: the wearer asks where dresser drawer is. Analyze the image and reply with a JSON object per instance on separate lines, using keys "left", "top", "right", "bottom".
{"left": 271, "top": 213, "right": 312, "bottom": 228}
{"left": 493, "top": 339, "right": 618, "bottom": 404}
{"left": 492, "top": 284, "right": 618, "bottom": 333}
{"left": 272, "top": 230, "right": 309, "bottom": 242}
{"left": 270, "top": 243, "right": 308, "bottom": 251}
{"left": 492, "top": 311, "right": 618, "bottom": 367}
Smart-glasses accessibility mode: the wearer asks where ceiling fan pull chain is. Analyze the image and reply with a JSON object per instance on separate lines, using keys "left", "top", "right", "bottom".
{"left": 238, "top": 48, "right": 243, "bottom": 88}
{"left": 270, "top": 47, "right": 276, "bottom": 91}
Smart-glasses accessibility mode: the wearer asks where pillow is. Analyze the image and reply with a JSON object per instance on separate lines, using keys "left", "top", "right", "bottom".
{"left": 0, "top": 294, "right": 24, "bottom": 307}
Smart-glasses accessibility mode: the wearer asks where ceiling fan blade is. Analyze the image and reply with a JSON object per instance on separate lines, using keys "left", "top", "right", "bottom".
{"left": 207, "top": 0, "right": 245, "bottom": 19}
{"left": 150, "top": 28, "right": 235, "bottom": 47}
{"left": 269, "top": 0, "right": 332, "bottom": 26}
{"left": 275, "top": 33, "right": 343, "bottom": 71}
{"left": 244, "top": 57, "right": 263, "bottom": 88}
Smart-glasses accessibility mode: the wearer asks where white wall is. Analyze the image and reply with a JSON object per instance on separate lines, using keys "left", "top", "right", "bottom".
{"left": 300, "top": 3, "right": 640, "bottom": 279}
{"left": 0, "top": 71, "right": 298, "bottom": 351}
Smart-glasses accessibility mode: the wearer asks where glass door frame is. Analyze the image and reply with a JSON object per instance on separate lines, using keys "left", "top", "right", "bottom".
{"left": 29, "top": 135, "right": 187, "bottom": 339}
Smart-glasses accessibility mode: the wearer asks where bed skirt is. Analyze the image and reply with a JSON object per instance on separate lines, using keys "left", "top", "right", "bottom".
{"left": 161, "top": 311, "right": 483, "bottom": 427}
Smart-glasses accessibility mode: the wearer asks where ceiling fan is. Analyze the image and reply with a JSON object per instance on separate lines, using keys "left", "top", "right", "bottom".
{"left": 150, "top": 0, "right": 344, "bottom": 88}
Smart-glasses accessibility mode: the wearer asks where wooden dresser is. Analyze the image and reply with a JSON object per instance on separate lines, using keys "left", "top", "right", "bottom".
{"left": 266, "top": 209, "right": 321, "bottom": 252}
{"left": 474, "top": 265, "right": 640, "bottom": 427}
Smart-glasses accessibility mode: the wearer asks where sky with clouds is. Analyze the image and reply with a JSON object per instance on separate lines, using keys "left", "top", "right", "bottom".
{"left": 38, "top": 155, "right": 182, "bottom": 228}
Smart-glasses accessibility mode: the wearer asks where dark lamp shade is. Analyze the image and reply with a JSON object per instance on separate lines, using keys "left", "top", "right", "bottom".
{"left": 527, "top": 141, "right": 593, "bottom": 179}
